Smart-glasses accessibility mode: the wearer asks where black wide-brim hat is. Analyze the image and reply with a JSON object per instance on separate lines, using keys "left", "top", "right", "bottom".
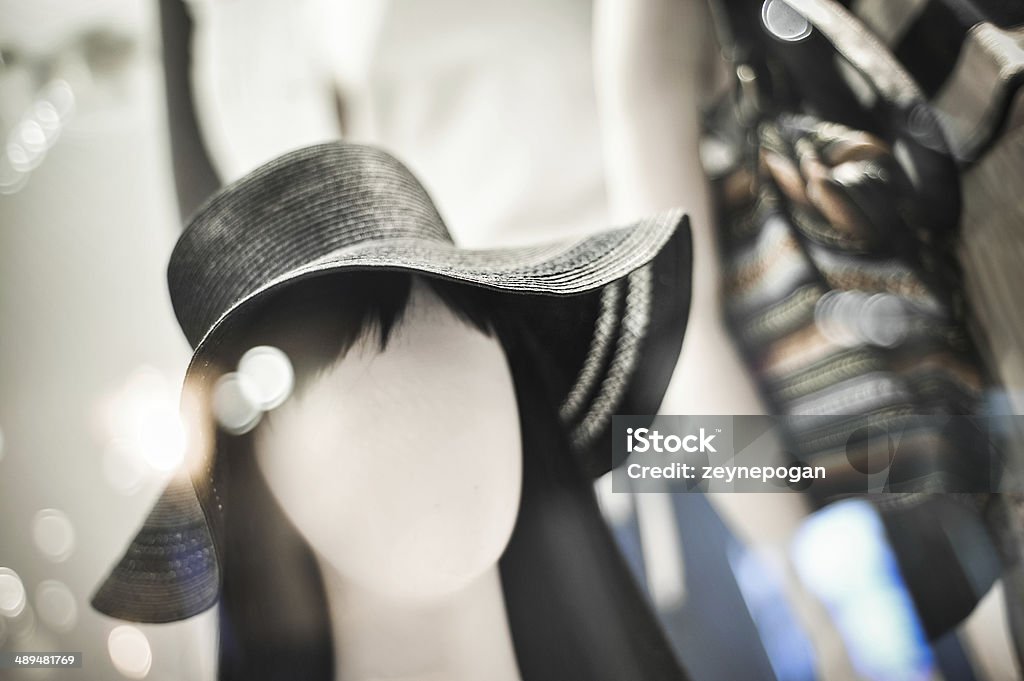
{"left": 92, "top": 142, "right": 692, "bottom": 623}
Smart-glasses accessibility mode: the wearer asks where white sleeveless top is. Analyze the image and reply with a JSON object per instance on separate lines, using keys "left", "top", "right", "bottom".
{"left": 187, "top": 0, "right": 607, "bottom": 247}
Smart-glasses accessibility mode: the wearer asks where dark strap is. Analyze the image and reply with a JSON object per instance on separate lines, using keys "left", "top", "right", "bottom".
{"left": 787, "top": 0, "right": 923, "bottom": 106}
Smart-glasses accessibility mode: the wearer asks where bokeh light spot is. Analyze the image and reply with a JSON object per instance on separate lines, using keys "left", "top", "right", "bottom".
{"left": 108, "top": 625, "right": 152, "bottom": 679}
{"left": 33, "top": 100, "right": 61, "bottom": 134}
{"left": 860, "top": 293, "right": 909, "bottom": 348}
{"left": 43, "top": 80, "right": 75, "bottom": 121}
{"left": 32, "top": 509, "right": 75, "bottom": 563}
{"left": 18, "top": 120, "right": 47, "bottom": 152}
{"left": 212, "top": 372, "right": 262, "bottom": 434}
{"left": 238, "top": 346, "right": 295, "bottom": 410}
{"left": 6, "top": 140, "right": 36, "bottom": 172}
{"left": 106, "top": 367, "right": 187, "bottom": 473}
{"left": 762, "top": 0, "right": 812, "bottom": 42}
{"left": 0, "top": 567, "right": 27, "bottom": 617}
{"left": 35, "top": 580, "right": 77, "bottom": 632}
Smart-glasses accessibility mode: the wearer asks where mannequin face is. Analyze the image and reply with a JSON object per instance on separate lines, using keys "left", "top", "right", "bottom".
{"left": 253, "top": 280, "right": 522, "bottom": 602}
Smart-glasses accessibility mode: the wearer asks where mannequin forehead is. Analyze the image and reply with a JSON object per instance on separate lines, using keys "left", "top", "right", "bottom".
{"left": 287, "top": 279, "right": 509, "bottom": 416}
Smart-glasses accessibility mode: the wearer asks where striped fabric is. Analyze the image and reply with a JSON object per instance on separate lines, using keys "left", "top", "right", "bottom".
{"left": 846, "top": 0, "right": 1024, "bottom": 426}
{"left": 707, "top": 111, "right": 993, "bottom": 501}
{"left": 704, "top": 0, "right": 1024, "bottom": 657}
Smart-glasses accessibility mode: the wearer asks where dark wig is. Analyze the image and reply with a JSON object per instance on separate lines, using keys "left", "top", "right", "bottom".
{"left": 211, "top": 271, "right": 690, "bottom": 681}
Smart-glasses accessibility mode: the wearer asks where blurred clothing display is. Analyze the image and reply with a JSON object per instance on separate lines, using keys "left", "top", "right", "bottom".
{"left": 704, "top": 0, "right": 995, "bottom": 500}
{"left": 841, "top": 0, "right": 1024, "bottom": 666}
{"left": 702, "top": 0, "right": 1024, "bottom": 671}
{"left": 709, "top": 112, "right": 990, "bottom": 497}
{"left": 844, "top": 0, "right": 1024, "bottom": 417}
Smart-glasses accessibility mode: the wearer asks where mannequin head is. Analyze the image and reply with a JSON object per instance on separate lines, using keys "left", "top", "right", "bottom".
{"left": 252, "top": 278, "right": 522, "bottom": 602}
{"left": 213, "top": 271, "right": 688, "bottom": 681}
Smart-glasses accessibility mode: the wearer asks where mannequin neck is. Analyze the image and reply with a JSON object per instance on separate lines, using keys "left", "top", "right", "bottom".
{"left": 319, "top": 558, "right": 523, "bottom": 681}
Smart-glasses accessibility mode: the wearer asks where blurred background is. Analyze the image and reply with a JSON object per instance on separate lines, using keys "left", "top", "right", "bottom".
{"left": 0, "top": 2, "right": 215, "bottom": 679}
{"left": 1, "top": 0, "right": 1023, "bottom": 679}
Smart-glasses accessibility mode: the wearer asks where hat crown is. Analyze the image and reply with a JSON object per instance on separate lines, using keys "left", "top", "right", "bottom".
{"left": 168, "top": 143, "right": 452, "bottom": 348}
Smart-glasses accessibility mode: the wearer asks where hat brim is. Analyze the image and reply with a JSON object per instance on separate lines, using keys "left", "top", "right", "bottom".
{"left": 185, "top": 209, "right": 685, "bottom": 360}
{"left": 92, "top": 211, "right": 691, "bottom": 623}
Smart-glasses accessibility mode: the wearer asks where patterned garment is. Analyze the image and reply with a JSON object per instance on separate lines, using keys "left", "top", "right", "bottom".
{"left": 704, "top": 0, "right": 1024, "bottom": 655}
{"left": 707, "top": 111, "right": 995, "bottom": 502}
